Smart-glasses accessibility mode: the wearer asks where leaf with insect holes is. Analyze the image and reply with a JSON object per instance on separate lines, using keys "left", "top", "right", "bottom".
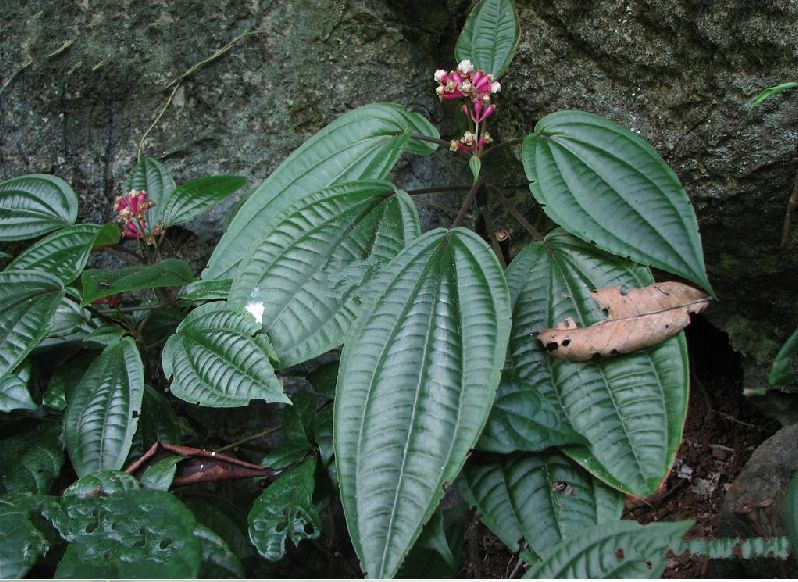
{"left": 537, "top": 281, "right": 710, "bottom": 361}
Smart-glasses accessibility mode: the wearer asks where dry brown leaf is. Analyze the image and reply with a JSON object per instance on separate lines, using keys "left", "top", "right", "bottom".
{"left": 537, "top": 281, "right": 711, "bottom": 361}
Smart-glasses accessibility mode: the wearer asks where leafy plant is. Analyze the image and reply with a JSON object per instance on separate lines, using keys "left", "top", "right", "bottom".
{"left": 0, "top": 0, "right": 791, "bottom": 578}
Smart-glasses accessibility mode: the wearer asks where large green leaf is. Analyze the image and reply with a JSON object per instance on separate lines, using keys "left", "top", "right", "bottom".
{"left": 47, "top": 297, "right": 96, "bottom": 339}
{"left": 248, "top": 457, "right": 320, "bottom": 561}
{"left": 786, "top": 470, "right": 798, "bottom": 557}
{"left": 0, "top": 503, "right": 49, "bottom": 578}
{"left": 162, "top": 302, "right": 288, "bottom": 407}
{"left": 522, "top": 110, "right": 712, "bottom": 293}
{"left": 335, "top": 227, "right": 511, "bottom": 578}
{"left": 46, "top": 489, "right": 200, "bottom": 578}
{"left": 524, "top": 520, "right": 693, "bottom": 579}
{"left": 0, "top": 270, "right": 64, "bottom": 378}
{"left": 506, "top": 231, "right": 689, "bottom": 496}
{"left": 204, "top": 104, "right": 439, "bottom": 280}
{"left": 230, "top": 180, "right": 420, "bottom": 367}
{"left": 770, "top": 325, "right": 798, "bottom": 385}
{"left": 158, "top": 175, "right": 247, "bottom": 226}
{"left": 454, "top": 0, "right": 520, "bottom": 79}
{"left": 80, "top": 258, "right": 194, "bottom": 305}
{"left": 0, "top": 174, "right": 78, "bottom": 241}
{"left": 125, "top": 157, "right": 176, "bottom": 225}
{"left": 458, "top": 452, "right": 624, "bottom": 556}
{"left": 477, "top": 374, "right": 584, "bottom": 453}
{"left": 0, "top": 423, "right": 64, "bottom": 494}
{"left": 64, "top": 337, "right": 145, "bottom": 477}
{"left": 5, "top": 224, "right": 104, "bottom": 284}
{"left": 0, "top": 363, "right": 37, "bottom": 413}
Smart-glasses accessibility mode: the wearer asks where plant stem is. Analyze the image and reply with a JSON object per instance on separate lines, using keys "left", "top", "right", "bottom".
{"left": 479, "top": 137, "right": 523, "bottom": 160}
{"left": 93, "top": 301, "right": 172, "bottom": 315}
{"left": 489, "top": 185, "right": 544, "bottom": 241}
{"left": 480, "top": 206, "right": 508, "bottom": 268}
{"left": 100, "top": 245, "right": 144, "bottom": 264}
{"left": 410, "top": 133, "right": 451, "bottom": 148}
{"left": 166, "top": 29, "right": 260, "bottom": 88}
{"left": 137, "top": 82, "right": 180, "bottom": 162}
{"left": 405, "top": 185, "right": 469, "bottom": 196}
{"left": 216, "top": 425, "right": 281, "bottom": 453}
{"left": 412, "top": 198, "right": 463, "bottom": 216}
{"left": 452, "top": 177, "right": 485, "bottom": 228}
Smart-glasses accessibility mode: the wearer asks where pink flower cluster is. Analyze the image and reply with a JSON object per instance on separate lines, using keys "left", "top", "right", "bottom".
{"left": 114, "top": 190, "right": 154, "bottom": 239}
{"left": 434, "top": 60, "right": 501, "bottom": 153}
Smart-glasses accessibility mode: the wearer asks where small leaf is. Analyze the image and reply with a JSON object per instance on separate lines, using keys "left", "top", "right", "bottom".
{"left": 0, "top": 503, "right": 49, "bottom": 578}
{"left": 0, "top": 174, "right": 78, "bottom": 241}
{"left": 83, "top": 324, "right": 126, "bottom": 346}
{"left": 261, "top": 442, "right": 311, "bottom": 471}
{"left": 64, "top": 337, "right": 145, "bottom": 477}
{"left": 770, "top": 325, "right": 798, "bottom": 385}
{"left": 388, "top": 105, "right": 440, "bottom": 156}
{"left": 335, "top": 228, "right": 511, "bottom": 578}
{"left": 63, "top": 470, "right": 140, "bottom": 498}
{"left": 524, "top": 520, "right": 693, "bottom": 579}
{"left": 43, "top": 353, "right": 98, "bottom": 411}
{"left": 195, "top": 524, "right": 245, "bottom": 578}
{"left": 161, "top": 302, "right": 288, "bottom": 407}
{"left": 523, "top": 110, "right": 713, "bottom": 293}
{"left": 469, "top": 156, "right": 482, "bottom": 182}
{"left": 47, "top": 489, "right": 201, "bottom": 578}
{"left": 0, "top": 270, "right": 65, "bottom": 378}
{"left": 459, "top": 452, "right": 624, "bottom": 556}
{"left": 125, "top": 157, "right": 176, "bottom": 226}
{"left": 80, "top": 258, "right": 195, "bottom": 305}
{"left": 139, "top": 455, "right": 182, "bottom": 491}
{"left": 506, "top": 231, "right": 689, "bottom": 497}
{"left": 750, "top": 81, "right": 798, "bottom": 108}
{"left": 185, "top": 495, "right": 254, "bottom": 560}
{"left": 455, "top": 0, "right": 520, "bottom": 79}
{"left": 0, "top": 423, "right": 64, "bottom": 494}
{"left": 229, "top": 180, "right": 420, "bottom": 367}
{"left": 158, "top": 175, "right": 247, "bottom": 226}
{"left": 538, "top": 281, "right": 710, "bottom": 361}
{"left": 0, "top": 363, "right": 37, "bottom": 413}
{"left": 204, "top": 104, "right": 436, "bottom": 280}
{"left": 307, "top": 361, "right": 339, "bottom": 399}
{"left": 180, "top": 279, "right": 232, "bottom": 302}
{"left": 5, "top": 224, "right": 105, "bottom": 284}
{"left": 477, "top": 374, "right": 584, "bottom": 453}
{"left": 92, "top": 223, "right": 121, "bottom": 247}
{"left": 47, "top": 297, "right": 95, "bottom": 339}
{"left": 138, "top": 306, "right": 184, "bottom": 346}
{"left": 248, "top": 457, "right": 320, "bottom": 561}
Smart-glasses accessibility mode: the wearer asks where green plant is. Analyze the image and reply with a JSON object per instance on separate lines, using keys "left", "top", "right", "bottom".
{"left": 0, "top": 0, "right": 793, "bottom": 578}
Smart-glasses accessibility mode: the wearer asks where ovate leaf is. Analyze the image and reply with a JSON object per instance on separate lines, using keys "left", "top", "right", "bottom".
{"left": 0, "top": 423, "right": 64, "bottom": 494}
{"left": 0, "top": 174, "right": 78, "bottom": 241}
{"left": 455, "top": 0, "right": 520, "bottom": 79}
{"left": 248, "top": 457, "right": 320, "bottom": 561}
{"left": 458, "top": 452, "right": 624, "bottom": 556}
{"left": 335, "top": 228, "right": 511, "bottom": 578}
{"left": 64, "top": 337, "right": 145, "bottom": 477}
{"left": 0, "top": 504, "right": 49, "bottom": 578}
{"left": 204, "top": 104, "right": 438, "bottom": 280}
{"left": 538, "top": 281, "right": 710, "bottom": 361}
{"left": 477, "top": 374, "right": 584, "bottom": 453}
{"left": 524, "top": 520, "right": 692, "bottom": 579}
{"left": 0, "top": 363, "right": 37, "bottom": 413}
{"left": 158, "top": 175, "right": 247, "bottom": 226}
{"left": 80, "top": 258, "right": 194, "bottom": 305}
{"left": 506, "top": 231, "right": 689, "bottom": 496}
{"left": 0, "top": 270, "right": 64, "bottom": 377}
{"left": 522, "top": 110, "right": 712, "bottom": 293}
{"left": 6, "top": 224, "right": 105, "bottom": 284}
{"left": 162, "top": 302, "right": 288, "bottom": 407}
{"left": 770, "top": 325, "right": 798, "bottom": 385}
{"left": 230, "top": 180, "right": 420, "bottom": 367}
{"left": 47, "top": 489, "right": 200, "bottom": 578}
{"left": 125, "top": 157, "right": 176, "bottom": 226}
{"left": 139, "top": 455, "right": 182, "bottom": 491}
{"left": 750, "top": 81, "right": 798, "bottom": 108}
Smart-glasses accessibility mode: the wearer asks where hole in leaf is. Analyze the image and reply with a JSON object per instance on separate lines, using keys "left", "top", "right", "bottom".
{"left": 615, "top": 548, "right": 625, "bottom": 561}
{"left": 303, "top": 523, "right": 315, "bottom": 535}
{"left": 561, "top": 338, "right": 571, "bottom": 347}
{"left": 159, "top": 537, "right": 173, "bottom": 549}
{"left": 545, "top": 342, "right": 559, "bottom": 351}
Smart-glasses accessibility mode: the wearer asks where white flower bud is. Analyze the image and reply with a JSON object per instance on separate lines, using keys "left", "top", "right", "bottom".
{"left": 457, "top": 59, "right": 474, "bottom": 74}
{"left": 434, "top": 69, "right": 447, "bottom": 82}
{"left": 490, "top": 81, "right": 501, "bottom": 93}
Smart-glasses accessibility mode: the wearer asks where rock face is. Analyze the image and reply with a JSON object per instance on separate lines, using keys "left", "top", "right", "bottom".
{"left": 2, "top": 0, "right": 798, "bottom": 384}
{"left": 709, "top": 422, "right": 798, "bottom": 577}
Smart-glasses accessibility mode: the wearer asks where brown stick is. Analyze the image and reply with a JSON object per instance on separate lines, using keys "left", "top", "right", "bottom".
{"left": 453, "top": 177, "right": 485, "bottom": 228}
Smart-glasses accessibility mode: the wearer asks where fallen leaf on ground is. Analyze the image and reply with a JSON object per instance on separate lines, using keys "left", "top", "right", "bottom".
{"left": 537, "top": 281, "right": 711, "bottom": 361}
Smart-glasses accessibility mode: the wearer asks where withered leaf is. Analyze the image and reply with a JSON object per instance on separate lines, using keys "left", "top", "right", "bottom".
{"left": 126, "top": 442, "right": 277, "bottom": 486}
{"left": 537, "top": 281, "right": 711, "bottom": 361}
